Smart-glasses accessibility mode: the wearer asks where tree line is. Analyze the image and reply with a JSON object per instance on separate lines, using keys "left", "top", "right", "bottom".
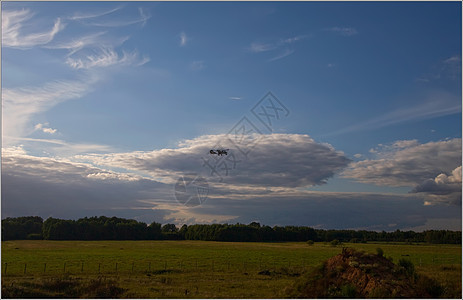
{"left": 1, "top": 216, "right": 461, "bottom": 244}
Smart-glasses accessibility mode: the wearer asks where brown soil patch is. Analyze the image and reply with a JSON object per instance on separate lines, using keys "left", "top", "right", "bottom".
{"left": 287, "top": 248, "right": 442, "bottom": 298}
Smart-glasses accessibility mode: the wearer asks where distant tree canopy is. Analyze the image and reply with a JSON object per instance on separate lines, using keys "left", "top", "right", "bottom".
{"left": 1, "top": 216, "right": 43, "bottom": 240}
{"left": 1, "top": 216, "right": 461, "bottom": 244}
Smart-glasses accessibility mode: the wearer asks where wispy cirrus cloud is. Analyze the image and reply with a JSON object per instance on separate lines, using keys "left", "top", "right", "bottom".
{"left": 326, "top": 26, "right": 358, "bottom": 36}
{"left": 248, "top": 34, "right": 308, "bottom": 62}
{"left": 327, "top": 92, "right": 461, "bottom": 136}
{"left": 46, "top": 31, "right": 109, "bottom": 56}
{"left": 416, "top": 55, "right": 462, "bottom": 83}
{"left": 179, "top": 31, "right": 188, "bottom": 47}
{"left": 2, "top": 9, "right": 65, "bottom": 48}
{"left": 190, "top": 60, "right": 205, "bottom": 71}
{"left": 82, "top": 7, "right": 151, "bottom": 28}
{"left": 268, "top": 48, "right": 295, "bottom": 62}
{"left": 249, "top": 42, "right": 277, "bottom": 53}
{"left": 66, "top": 47, "right": 149, "bottom": 69}
{"left": 68, "top": 5, "right": 123, "bottom": 20}
{"left": 2, "top": 79, "right": 94, "bottom": 142}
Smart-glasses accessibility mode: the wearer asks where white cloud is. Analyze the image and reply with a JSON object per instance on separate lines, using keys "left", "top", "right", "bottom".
{"left": 2, "top": 9, "right": 65, "bottom": 48}
{"left": 82, "top": 7, "right": 151, "bottom": 28}
{"left": 190, "top": 60, "right": 205, "bottom": 71}
{"left": 416, "top": 55, "right": 462, "bottom": 82}
{"left": 229, "top": 97, "right": 242, "bottom": 100}
{"left": 268, "top": 48, "right": 294, "bottom": 62}
{"left": 249, "top": 42, "right": 276, "bottom": 53}
{"left": 34, "top": 123, "right": 57, "bottom": 134}
{"left": 66, "top": 47, "right": 149, "bottom": 69}
{"left": 343, "top": 138, "right": 462, "bottom": 188}
{"left": 73, "top": 133, "right": 350, "bottom": 189}
{"left": 248, "top": 35, "right": 308, "bottom": 62}
{"left": 46, "top": 32, "right": 110, "bottom": 56}
{"left": 327, "top": 92, "right": 461, "bottom": 136}
{"left": 7, "top": 136, "right": 113, "bottom": 156}
{"left": 281, "top": 35, "right": 309, "bottom": 44}
{"left": 69, "top": 6, "right": 123, "bottom": 20}
{"left": 326, "top": 27, "right": 358, "bottom": 36}
{"left": 411, "top": 166, "right": 461, "bottom": 205}
{"left": 2, "top": 79, "right": 93, "bottom": 142}
{"left": 2, "top": 145, "right": 460, "bottom": 230}
{"left": 179, "top": 31, "right": 188, "bottom": 46}
{"left": 248, "top": 34, "right": 308, "bottom": 57}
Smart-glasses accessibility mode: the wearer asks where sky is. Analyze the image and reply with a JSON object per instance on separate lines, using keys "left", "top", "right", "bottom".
{"left": 2, "top": 1, "right": 462, "bottom": 231}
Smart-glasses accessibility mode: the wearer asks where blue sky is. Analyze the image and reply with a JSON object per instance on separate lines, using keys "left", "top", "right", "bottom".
{"left": 2, "top": 1, "right": 462, "bottom": 231}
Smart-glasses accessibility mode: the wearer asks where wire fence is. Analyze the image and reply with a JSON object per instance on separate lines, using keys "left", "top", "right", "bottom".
{"left": 1, "top": 258, "right": 310, "bottom": 276}
{"left": 3, "top": 255, "right": 460, "bottom": 276}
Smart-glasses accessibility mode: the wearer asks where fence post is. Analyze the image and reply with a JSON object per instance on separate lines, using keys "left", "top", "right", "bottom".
{"left": 63, "top": 262, "right": 66, "bottom": 273}
{"left": 44, "top": 263, "right": 47, "bottom": 273}
{"left": 98, "top": 263, "right": 101, "bottom": 273}
{"left": 24, "top": 263, "right": 27, "bottom": 274}
{"left": 4, "top": 262, "right": 7, "bottom": 275}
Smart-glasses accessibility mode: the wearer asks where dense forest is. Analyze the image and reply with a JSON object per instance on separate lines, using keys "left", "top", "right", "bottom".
{"left": 1, "top": 216, "right": 461, "bottom": 244}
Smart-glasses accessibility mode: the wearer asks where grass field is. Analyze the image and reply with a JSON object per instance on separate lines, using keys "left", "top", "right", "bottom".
{"left": 2, "top": 240, "right": 461, "bottom": 298}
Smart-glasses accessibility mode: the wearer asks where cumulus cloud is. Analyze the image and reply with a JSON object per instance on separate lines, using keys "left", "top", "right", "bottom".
{"left": 411, "top": 166, "right": 461, "bottom": 205}
{"left": 74, "top": 133, "right": 350, "bottom": 188}
{"left": 343, "top": 138, "right": 461, "bottom": 187}
{"left": 34, "top": 123, "right": 57, "bottom": 134}
{"left": 2, "top": 145, "right": 460, "bottom": 230}
{"left": 2, "top": 9, "right": 65, "bottom": 48}
{"left": 1, "top": 146, "right": 171, "bottom": 219}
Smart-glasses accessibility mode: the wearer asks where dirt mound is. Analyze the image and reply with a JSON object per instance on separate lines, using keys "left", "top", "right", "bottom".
{"left": 287, "top": 248, "right": 442, "bottom": 298}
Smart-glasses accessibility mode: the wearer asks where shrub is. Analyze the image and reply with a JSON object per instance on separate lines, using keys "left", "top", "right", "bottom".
{"left": 398, "top": 258, "right": 415, "bottom": 278}
{"left": 307, "top": 240, "right": 314, "bottom": 246}
{"left": 26, "top": 233, "right": 42, "bottom": 240}
{"left": 376, "top": 247, "right": 384, "bottom": 257}
{"left": 330, "top": 239, "right": 340, "bottom": 247}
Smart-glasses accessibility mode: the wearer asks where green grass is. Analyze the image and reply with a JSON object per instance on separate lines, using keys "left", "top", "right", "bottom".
{"left": 2, "top": 240, "right": 461, "bottom": 298}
